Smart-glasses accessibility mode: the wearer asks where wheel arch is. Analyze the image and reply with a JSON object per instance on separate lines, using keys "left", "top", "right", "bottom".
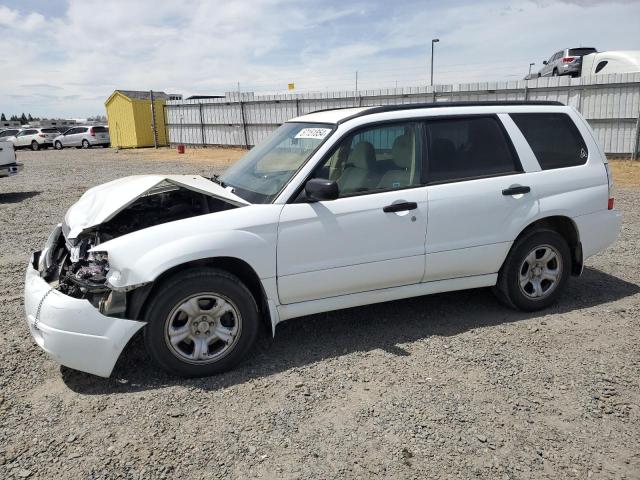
{"left": 509, "top": 215, "right": 583, "bottom": 276}
{"left": 126, "top": 256, "right": 275, "bottom": 336}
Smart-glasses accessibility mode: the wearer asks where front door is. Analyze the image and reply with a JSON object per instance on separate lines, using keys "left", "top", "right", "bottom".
{"left": 277, "top": 121, "right": 428, "bottom": 304}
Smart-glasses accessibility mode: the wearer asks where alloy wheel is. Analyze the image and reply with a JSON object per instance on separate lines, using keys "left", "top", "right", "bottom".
{"left": 163, "top": 293, "right": 242, "bottom": 364}
{"left": 518, "top": 244, "right": 562, "bottom": 300}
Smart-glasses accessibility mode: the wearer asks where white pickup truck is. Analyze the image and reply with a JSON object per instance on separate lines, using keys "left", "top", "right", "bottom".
{"left": 0, "top": 141, "right": 22, "bottom": 178}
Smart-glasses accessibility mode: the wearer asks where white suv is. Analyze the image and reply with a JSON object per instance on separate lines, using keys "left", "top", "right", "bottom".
{"left": 10, "top": 127, "right": 60, "bottom": 150}
{"left": 25, "top": 102, "right": 621, "bottom": 378}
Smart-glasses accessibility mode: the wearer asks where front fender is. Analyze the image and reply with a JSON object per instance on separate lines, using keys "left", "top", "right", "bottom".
{"left": 91, "top": 205, "right": 281, "bottom": 289}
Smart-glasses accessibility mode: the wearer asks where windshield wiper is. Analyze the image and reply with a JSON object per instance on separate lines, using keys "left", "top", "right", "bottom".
{"left": 210, "top": 174, "right": 227, "bottom": 188}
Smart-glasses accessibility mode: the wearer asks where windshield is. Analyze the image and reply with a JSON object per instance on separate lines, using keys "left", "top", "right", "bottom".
{"left": 220, "top": 122, "right": 334, "bottom": 203}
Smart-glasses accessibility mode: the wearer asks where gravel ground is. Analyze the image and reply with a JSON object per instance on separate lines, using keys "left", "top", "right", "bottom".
{"left": 1, "top": 148, "right": 639, "bottom": 480}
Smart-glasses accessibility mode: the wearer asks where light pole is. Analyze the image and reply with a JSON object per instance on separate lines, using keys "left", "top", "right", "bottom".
{"left": 525, "top": 63, "right": 535, "bottom": 100}
{"left": 430, "top": 38, "right": 439, "bottom": 86}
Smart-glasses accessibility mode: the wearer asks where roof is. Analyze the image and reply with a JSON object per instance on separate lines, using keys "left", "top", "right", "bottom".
{"left": 288, "top": 107, "right": 374, "bottom": 124}
{"left": 116, "top": 90, "right": 168, "bottom": 100}
{"left": 289, "top": 101, "right": 564, "bottom": 125}
{"left": 105, "top": 90, "right": 168, "bottom": 106}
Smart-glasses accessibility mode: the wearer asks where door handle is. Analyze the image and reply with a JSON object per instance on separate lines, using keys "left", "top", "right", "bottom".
{"left": 502, "top": 185, "right": 531, "bottom": 196}
{"left": 383, "top": 201, "right": 418, "bottom": 213}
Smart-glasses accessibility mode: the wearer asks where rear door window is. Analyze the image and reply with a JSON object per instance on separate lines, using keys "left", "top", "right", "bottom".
{"left": 424, "top": 116, "right": 521, "bottom": 184}
{"left": 510, "top": 113, "right": 588, "bottom": 170}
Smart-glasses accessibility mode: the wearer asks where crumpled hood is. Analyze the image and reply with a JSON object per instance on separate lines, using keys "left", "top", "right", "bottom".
{"left": 63, "top": 174, "right": 248, "bottom": 240}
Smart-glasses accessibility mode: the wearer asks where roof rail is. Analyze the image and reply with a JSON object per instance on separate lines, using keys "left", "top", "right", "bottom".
{"left": 319, "top": 100, "right": 565, "bottom": 124}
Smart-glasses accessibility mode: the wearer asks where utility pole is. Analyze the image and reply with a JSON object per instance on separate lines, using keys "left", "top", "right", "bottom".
{"left": 150, "top": 90, "right": 158, "bottom": 149}
{"left": 355, "top": 71, "right": 358, "bottom": 92}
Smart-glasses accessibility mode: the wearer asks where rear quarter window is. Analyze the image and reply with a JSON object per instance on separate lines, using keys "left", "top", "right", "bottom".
{"left": 510, "top": 113, "right": 588, "bottom": 170}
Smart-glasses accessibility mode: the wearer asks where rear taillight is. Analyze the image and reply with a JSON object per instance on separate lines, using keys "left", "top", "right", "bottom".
{"left": 38, "top": 133, "right": 45, "bottom": 137}
{"left": 562, "top": 56, "right": 576, "bottom": 63}
{"left": 89, "top": 127, "right": 95, "bottom": 136}
{"left": 604, "top": 163, "right": 615, "bottom": 210}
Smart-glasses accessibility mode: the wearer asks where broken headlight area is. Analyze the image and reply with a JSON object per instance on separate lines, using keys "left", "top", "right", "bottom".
{"left": 37, "top": 184, "right": 239, "bottom": 318}
{"left": 37, "top": 229, "right": 125, "bottom": 315}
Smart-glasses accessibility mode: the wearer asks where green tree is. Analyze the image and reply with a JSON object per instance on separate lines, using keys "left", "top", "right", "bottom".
{"left": 10, "top": 115, "right": 18, "bottom": 121}
{"left": 28, "top": 113, "right": 34, "bottom": 121}
{"left": 20, "top": 113, "right": 27, "bottom": 124}
{"left": 0, "top": 113, "right": 6, "bottom": 121}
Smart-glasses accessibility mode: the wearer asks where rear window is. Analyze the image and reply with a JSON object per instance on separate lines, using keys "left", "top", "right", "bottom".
{"left": 92, "top": 126, "right": 108, "bottom": 133}
{"left": 568, "top": 48, "right": 597, "bottom": 57}
{"left": 425, "top": 116, "right": 521, "bottom": 184}
{"left": 510, "top": 113, "right": 588, "bottom": 170}
{"left": 41, "top": 128, "right": 59, "bottom": 133}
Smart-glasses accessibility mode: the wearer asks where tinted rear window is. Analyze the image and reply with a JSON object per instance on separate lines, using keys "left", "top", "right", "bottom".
{"left": 425, "top": 116, "right": 521, "bottom": 183}
{"left": 92, "top": 126, "right": 108, "bottom": 133}
{"left": 569, "top": 48, "right": 597, "bottom": 56}
{"left": 41, "top": 128, "right": 59, "bottom": 133}
{"left": 510, "top": 113, "right": 588, "bottom": 170}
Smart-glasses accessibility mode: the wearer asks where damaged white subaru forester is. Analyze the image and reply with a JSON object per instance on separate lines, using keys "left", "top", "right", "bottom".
{"left": 25, "top": 102, "right": 621, "bottom": 378}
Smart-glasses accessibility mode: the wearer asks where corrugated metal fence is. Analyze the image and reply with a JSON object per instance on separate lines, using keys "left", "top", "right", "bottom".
{"left": 165, "top": 73, "right": 640, "bottom": 156}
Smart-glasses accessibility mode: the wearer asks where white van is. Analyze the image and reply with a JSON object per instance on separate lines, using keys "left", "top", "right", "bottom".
{"left": 25, "top": 101, "right": 621, "bottom": 377}
{"left": 581, "top": 51, "right": 640, "bottom": 76}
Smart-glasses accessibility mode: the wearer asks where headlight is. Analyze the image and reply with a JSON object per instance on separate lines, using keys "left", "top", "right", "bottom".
{"left": 38, "top": 224, "right": 63, "bottom": 273}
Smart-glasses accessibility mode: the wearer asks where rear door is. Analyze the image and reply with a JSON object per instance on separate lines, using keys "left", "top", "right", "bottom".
{"left": 40, "top": 128, "right": 59, "bottom": 143}
{"left": 423, "top": 115, "right": 538, "bottom": 281}
{"left": 93, "top": 126, "right": 109, "bottom": 142}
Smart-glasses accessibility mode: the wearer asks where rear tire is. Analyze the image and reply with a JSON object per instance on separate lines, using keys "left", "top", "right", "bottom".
{"left": 143, "top": 268, "right": 260, "bottom": 377}
{"left": 82, "top": 139, "right": 90, "bottom": 149}
{"left": 30, "top": 141, "right": 39, "bottom": 151}
{"left": 494, "top": 229, "right": 571, "bottom": 311}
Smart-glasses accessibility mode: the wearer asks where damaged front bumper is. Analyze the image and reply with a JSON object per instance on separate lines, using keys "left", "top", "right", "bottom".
{"left": 24, "top": 255, "right": 145, "bottom": 377}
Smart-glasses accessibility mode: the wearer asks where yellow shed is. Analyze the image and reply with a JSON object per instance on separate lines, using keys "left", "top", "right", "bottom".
{"left": 105, "top": 90, "right": 168, "bottom": 148}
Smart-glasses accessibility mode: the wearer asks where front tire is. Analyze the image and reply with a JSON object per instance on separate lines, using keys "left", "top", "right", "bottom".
{"left": 30, "top": 141, "right": 39, "bottom": 151}
{"left": 494, "top": 229, "right": 571, "bottom": 311}
{"left": 54, "top": 141, "right": 63, "bottom": 150}
{"left": 143, "top": 268, "right": 260, "bottom": 377}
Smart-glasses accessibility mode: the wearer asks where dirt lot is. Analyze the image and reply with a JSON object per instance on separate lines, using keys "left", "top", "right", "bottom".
{"left": 1, "top": 148, "right": 639, "bottom": 479}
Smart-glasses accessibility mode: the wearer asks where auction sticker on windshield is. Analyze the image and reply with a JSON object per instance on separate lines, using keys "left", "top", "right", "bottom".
{"left": 295, "top": 128, "right": 332, "bottom": 140}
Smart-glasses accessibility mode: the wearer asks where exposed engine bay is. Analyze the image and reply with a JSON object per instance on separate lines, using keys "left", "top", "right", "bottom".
{"left": 38, "top": 182, "right": 238, "bottom": 317}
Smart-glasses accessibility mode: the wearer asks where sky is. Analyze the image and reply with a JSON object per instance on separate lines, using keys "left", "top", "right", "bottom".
{"left": 0, "top": 0, "right": 639, "bottom": 118}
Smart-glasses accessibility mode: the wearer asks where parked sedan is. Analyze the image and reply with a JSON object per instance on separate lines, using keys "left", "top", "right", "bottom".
{"left": 10, "top": 128, "right": 60, "bottom": 150}
{"left": 53, "top": 125, "right": 110, "bottom": 149}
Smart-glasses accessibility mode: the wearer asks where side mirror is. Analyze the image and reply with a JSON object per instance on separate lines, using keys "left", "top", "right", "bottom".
{"left": 305, "top": 178, "right": 339, "bottom": 201}
{"left": 542, "top": 60, "right": 548, "bottom": 65}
